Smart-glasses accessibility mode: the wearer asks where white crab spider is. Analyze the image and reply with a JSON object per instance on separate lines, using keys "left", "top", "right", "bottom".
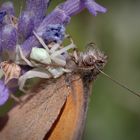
{"left": 18, "top": 31, "right": 75, "bottom": 93}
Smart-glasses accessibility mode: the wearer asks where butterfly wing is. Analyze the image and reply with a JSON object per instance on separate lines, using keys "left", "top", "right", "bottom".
{"left": 0, "top": 73, "right": 93, "bottom": 140}
{"left": 0, "top": 76, "right": 69, "bottom": 140}
{"left": 45, "top": 74, "right": 92, "bottom": 140}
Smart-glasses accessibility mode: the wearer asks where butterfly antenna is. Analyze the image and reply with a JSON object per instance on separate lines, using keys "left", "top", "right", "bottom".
{"left": 95, "top": 66, "right": 140, "bottom": 98}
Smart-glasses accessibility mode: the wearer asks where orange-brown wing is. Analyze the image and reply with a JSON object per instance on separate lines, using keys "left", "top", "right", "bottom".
{"left": 45, "top": 74, "right": 92, "bottom": 140}
{"left": 0, "top": 74, "right": 93, "bottom": 140}
{"left": 0, "top": 76, "right": 69, "bottom": 140}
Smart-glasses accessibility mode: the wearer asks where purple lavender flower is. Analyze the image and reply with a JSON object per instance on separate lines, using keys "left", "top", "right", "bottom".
{"left": 0, "top": 11, "right": 6, "bottom": 24}
{"left": 42, "top": 24, "right": 65, "bottom": 43}
{"left": 22, "top": 0, "right": 107, "bottom": 57}
{"left": 18, "top": 0, "right": 50, "bottom": 40}
{"left": 18, "top": 11, "right": 35, "bottom": 40}
{"left": 59, "top": 0, "right": 106, "bottom": 17}
{"left": 0, "top": 80, "right": 10, "bottom": 106}
{"left": 0, "top": 0, "right": 107, "bottom": 105}
{"left": 1, "top": 2, "right": 15, "bottom": 16}
{"left": 0, "top": 24, "right": 18, "bottom": 61}
{"left": 25, "top": 0, "right": 50, "bottom": 27}
{"left": 84, "top": 0, "right": 107, "bottom": 16}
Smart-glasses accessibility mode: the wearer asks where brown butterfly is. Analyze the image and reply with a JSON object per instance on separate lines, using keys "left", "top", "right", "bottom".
{"left": 0, "top": 44, "right": 107, "bottom": 140}
{"left": 1, "top": 42, "right": 140, "bottom": 140}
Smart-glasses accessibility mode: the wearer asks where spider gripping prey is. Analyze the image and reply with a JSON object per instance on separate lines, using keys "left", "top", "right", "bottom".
{"left": 16, "top": 32, "right": 76, "bottom": 93}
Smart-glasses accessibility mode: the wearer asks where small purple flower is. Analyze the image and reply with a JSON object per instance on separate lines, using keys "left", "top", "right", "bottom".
{"left": 18, "top": 0, "right": 50, "bottom": 40}
{"left": 21, "top": 0, "right": 107, "bottom": 57}
{"left": 25, "top": 0, "right": 50, "bottom": 27}
{"left": 18, "top": 11, "right": 35, "bottom": 40}
{"left": 84, "top": 0, "right": 107, "bottom": 16}
{"left": 1, "top": 2, "right": 15, "bottom": 16}
{"left": 0, "top": 80, "right": 10, "bottom": 106}
{"left": 0, "top": 10, "right": 6, "bottom": 24}
{"left": 42, "top": 24, "right": 65, "bottom": 43}
{"left": 1, "top": 24, "right": 18, "bottom": 61}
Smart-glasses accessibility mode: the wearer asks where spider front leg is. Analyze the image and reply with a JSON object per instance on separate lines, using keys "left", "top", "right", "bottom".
{"left": 16, "top": 45, "right": 33, "bottom": 67}
{"left": 33, "top": 31, "right": 50, "bottom": 52}
{"left": 50, "top": 40, "right": 76, "bottom": 66}
{"left": 18, "top": 69, "right": 52, "bottom": 93}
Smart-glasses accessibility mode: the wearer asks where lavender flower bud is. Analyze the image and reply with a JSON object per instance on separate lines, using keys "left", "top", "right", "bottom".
{"left": 58, "top": 0, "right": 85, "bottom": 16}
{"left": 0, "top": 80, "right": 10, "bottom": 106}
{"left": 18, "top": 11, "right": 34, "bottom": 40}
{"left": 59, "top": 0, "right": 107, "bottom": 17}
{"left": 18, "top": 0, "right": 51, "bottom": 41}
{"left": 1, "top": 2, "right": 15, "bottom": 16}
{"left": 26, "top": 0, "right": 51, "bottom": 27}
{"left": 37, "top": 8, "right": 70, "bottom": 36}
{"left": 84, "top": 0, "right": 107, "bottom": 16}
{"left": 21, "top": 24, "right": 66, "bottom": 57}
{"left": 0, "top": 30, "right": 2, "bottom": 54}
{"left": 42, "top": 24, "right": 65, "bottom": 43}
{"left": 0, "top": 10, "right": 6, "bottom": 24}
{"left": 1, "top": 24, "right": 17, "bottom": 60}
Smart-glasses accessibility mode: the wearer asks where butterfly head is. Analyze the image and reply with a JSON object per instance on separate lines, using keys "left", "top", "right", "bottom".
{"left": 77, "top": 43, "right": 107, "bottom": 75}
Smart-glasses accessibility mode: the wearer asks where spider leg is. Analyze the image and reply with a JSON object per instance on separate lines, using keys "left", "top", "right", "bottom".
{"left": 33, "top": 31, "right": 50, "bottom": 52}
{"left": 10, "top": 93, "right": 23, "bottom": 103}
{"left": 50, "top": 42, "right": 76, "bottom": 59}
{"left": 18, "top": 69, "right": 52, "bottom": 93}
{"left": 65, "top": 34, "right": 79, "bottom": 62}
{"left": 51, "top": 56, "right": 66, "bottom": 66}
{"left": 73, "top": 48, "right": 79, "bottom": 63}
{"left": 48, "top": 67, "right": 64, "bottom": 78}
{"left": 17, "top": 45, "right": 33, "bottom": 67}
{"left": 49, "top": 43, "right": 60, "bottom": 53}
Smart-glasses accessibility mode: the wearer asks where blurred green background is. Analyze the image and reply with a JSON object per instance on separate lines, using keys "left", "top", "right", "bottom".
{"left": 0, "top": 0, "right": 140, "bottom": 140}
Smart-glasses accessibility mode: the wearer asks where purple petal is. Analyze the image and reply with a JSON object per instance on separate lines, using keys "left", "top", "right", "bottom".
{"left": 18, "top": 11, "right": 34, "bottom": 40}
{"left": 58, "top": 0, "right": 85, "bottom": 16}
{"left": 0, "top": 11, "right": 7, "bottom": 24}
{"left": 1, "top": 2, "right": 15, "bottom": 16}
{"left": 42, "top": 24, "right": 65, "bottom": 43}
{"left": 84, "top": 0, "right": 107, "bottom": 16}
{"left": 0, "top": 80, "right": 10, "bottom": 106}
{"left": 37, "top": 0, "right": 107, "bottom": 32}
{"left": 18, "top": 0, "right": 51, "bottom": 41}
{"left": 0, "top": 27, "right": 2, "bottom": 53}
{"left": 37, "top": 8, "right": 70, "bottom": 35}
{"left": 26, "top": 0, "right": 51, "bottom": 27}
{"left": 0, "top": 2, "right": 15, "bottom": 26}
{"left": 21, "top": 36, "right": 41, "bottom": 57}
{"left": 1, "top": 24, "right": 17, "bottom": 60}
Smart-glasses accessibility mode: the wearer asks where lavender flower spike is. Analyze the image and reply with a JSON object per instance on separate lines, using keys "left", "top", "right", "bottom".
{"left": 37, "top": 0, "right": 106, "bottom": 35}
{"left": 84, "top": 0, "right": 107, "bottom": 16}
{"left": 18, "top": 0, "right": 51, "bottom": 40}
{"left": 1, "top": 24, "right": 18, "bottom": 61}
{"left": 18, "top": 11, "right": 34, "bottom": 40}
{"left": 22, "top": 0, "right": 107, "bottom": 58}
{"left": 42, "top": 24, "right": 65, "bottom": 43}
{"left": 58, "top": 0, "right": 107, "bottom": 16}
{"left": 26, "top": 0, "right": 51, "bottom": 27}
{"left": 1, "top": 2, "right": 15, "bottom": 16}
{"left": 0, "top": 11, "right": 6, "bottom": 24}
{"left": 0, "top": 80, "right": 10, "bottom": 106}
